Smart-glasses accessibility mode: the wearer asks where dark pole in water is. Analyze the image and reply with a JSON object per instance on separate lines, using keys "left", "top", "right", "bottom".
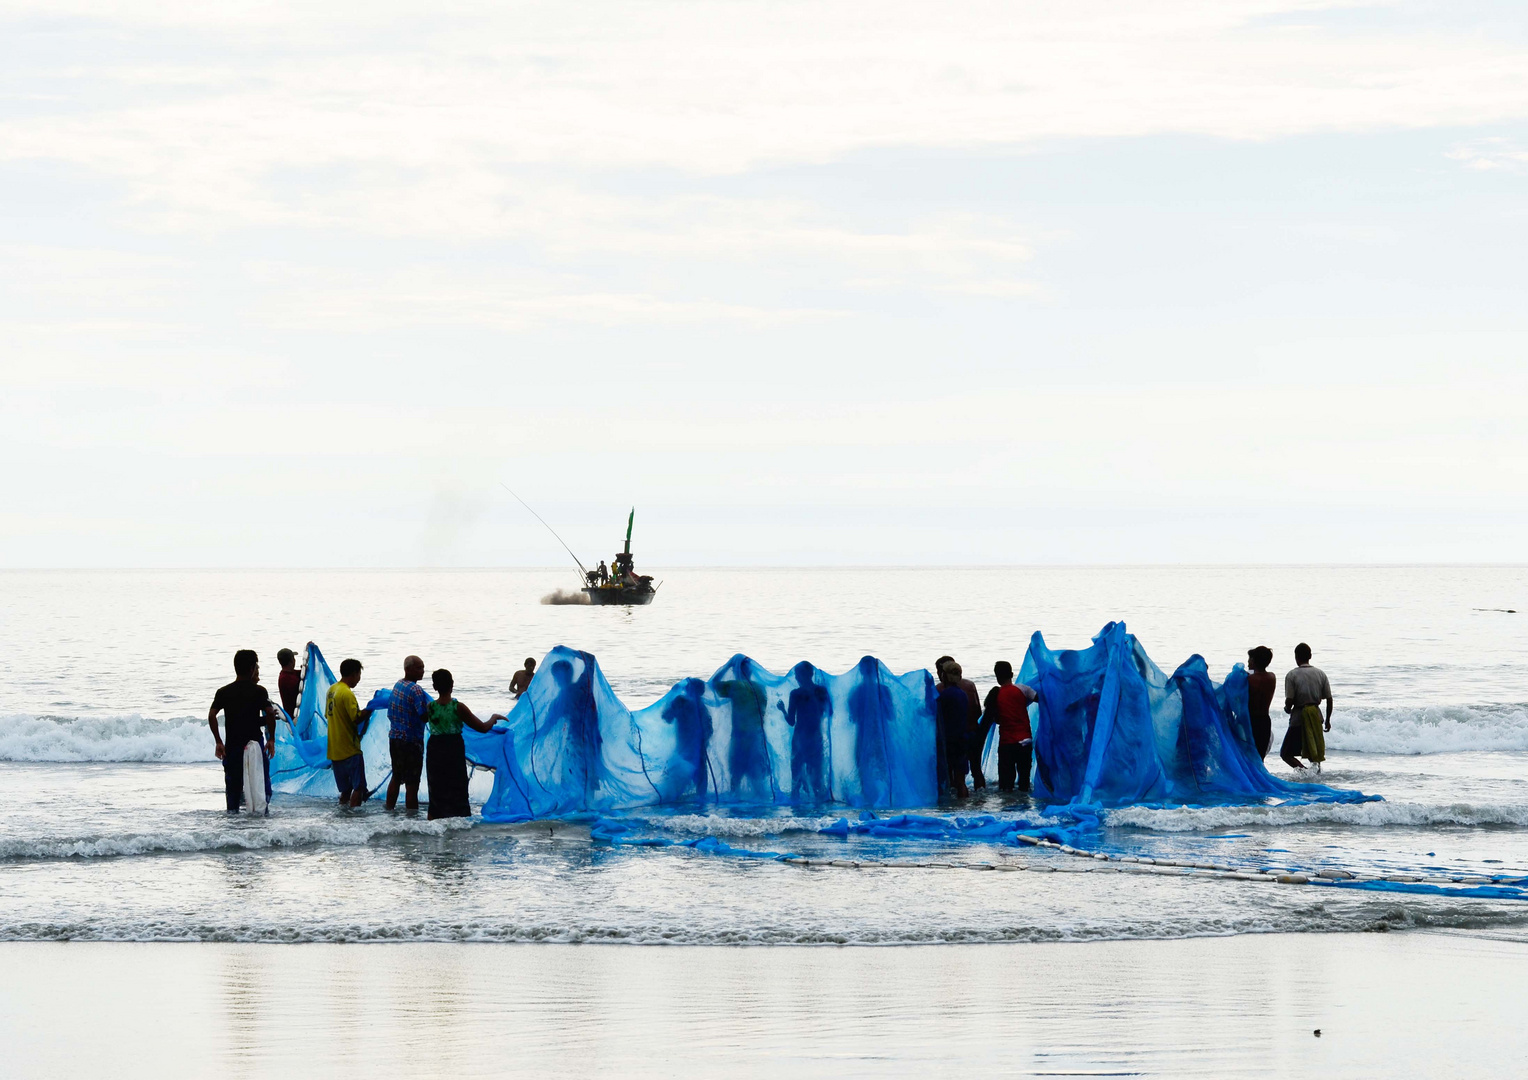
{"left": 501, "top": 483, "right": 590, "bottom": 587}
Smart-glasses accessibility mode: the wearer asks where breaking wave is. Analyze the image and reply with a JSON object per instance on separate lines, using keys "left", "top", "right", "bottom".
{"left": 3, "top": 701, "right": 1527, "bottom": 765}
{"left": 1329, "top": 704, "right": 1528, "bottom": 754}
{"left": 0, "top": 714, "right": 209, "bottom": 763}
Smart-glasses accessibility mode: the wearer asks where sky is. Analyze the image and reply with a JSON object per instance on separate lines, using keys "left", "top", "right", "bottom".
{"left": 3, "top": 0, "right": 1528, "bottom": 567}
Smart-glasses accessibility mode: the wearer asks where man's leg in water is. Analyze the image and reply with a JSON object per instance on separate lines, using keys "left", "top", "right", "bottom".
{"left": 223, "top": 739, "right": 246, "bottom": 812}
{"left": 1278, "top": 720, "right": 1305, "bottom": 770}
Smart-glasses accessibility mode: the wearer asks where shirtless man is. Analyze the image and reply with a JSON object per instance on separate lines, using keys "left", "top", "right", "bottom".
{"left": 1246, "top": 646, "right": 1276, "bottom": 759}
{"left": 509, "top": 657, "right": 536, "bottom": 697}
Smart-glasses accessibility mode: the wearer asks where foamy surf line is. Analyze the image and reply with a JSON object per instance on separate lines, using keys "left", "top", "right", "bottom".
{"left": 0, "top": 815, "right": 475, "bottom": 861}
{"left": 6, "top": 701, "right": 1528, "bottom": 763}
{"left": 0, "top": 714, "right": 209, "bottom": 763}
{"left": 1105, "top": 800, "right": 1528, "bottom": 831}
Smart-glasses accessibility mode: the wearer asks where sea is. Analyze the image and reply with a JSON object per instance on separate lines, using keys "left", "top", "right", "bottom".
{"left": 2, "top": 565, "right": 1526, "bottom": 947}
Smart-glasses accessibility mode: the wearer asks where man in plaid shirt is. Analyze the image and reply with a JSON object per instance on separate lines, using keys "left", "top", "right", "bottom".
{"left": 386, "top": 655, "right": 430, "bottom": 811}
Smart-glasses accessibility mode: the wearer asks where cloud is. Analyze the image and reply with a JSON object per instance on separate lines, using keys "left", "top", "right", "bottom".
{"left": 1446, "top": 136, "right": 1528, "bottom": 171}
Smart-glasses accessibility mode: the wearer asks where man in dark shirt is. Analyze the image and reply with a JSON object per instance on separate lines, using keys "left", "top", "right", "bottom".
{"left": 937, "top": 662, "right": 973, "bottom": 798}
{"left": 936, "top": 655, "right": 986, "bottom": 789}
{"left": 208, "top": 649, "right": 280, "bottom": 813}
{"left": 276, "top": 647, "right": 301, "bottom": 717}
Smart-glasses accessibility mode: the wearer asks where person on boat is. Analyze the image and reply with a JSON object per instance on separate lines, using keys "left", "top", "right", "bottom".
{"left": 781, "top": 661, "right": 831, "bottom": 803}
{"left": 424, "top": 668, "right": 496, "bottom": 820}
{"left": 847, "top": 656, "right": 893, "bottom": 806}
{"left": 596, "top": 561, "right": 609, "bottom": 585}
{"left": 936, "top": 656, "right": 986, "bottom": 790}
{"left": 936, "top": 662, "right": 972, "bottom": 798}
{"left": 325, "top": 657, "right": 373, "bottom": 807}
{"left": 1281, "top": 643, "right": 1332, "bottom": 771}
{"left": 276, "top": 648, "right": 301, "bottom": 718}
{"left": 662, "top": 678, "right": 714, "bottom": 802}
{"left": 208, "top": 649, "right": 280, "bottom": 814}
{"left": 982, "top": 661, "right": 1037, "bottom": 793}
{"left": 509, "top": 657, "right": 536, "bottom": 698}
{"left": 386, "top": 655, "right": 430, "bottom": 811}
{"left": 1246, "top": 646, "right": 1276, "bottom": 759}
{"left": 711, "top": 658, "right": 773, "bottom": 800}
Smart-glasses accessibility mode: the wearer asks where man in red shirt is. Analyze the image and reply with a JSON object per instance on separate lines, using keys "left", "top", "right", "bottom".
{"left": 276, "top": 648, "right": 301, "bottom": 718}
{"left": 982, "top": 660, "right": 1038, "bottom": 793}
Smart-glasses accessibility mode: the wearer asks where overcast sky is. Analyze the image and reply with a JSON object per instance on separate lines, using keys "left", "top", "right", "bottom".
{"left": 3, "top": 0, "right": 1527, "bottom": 567}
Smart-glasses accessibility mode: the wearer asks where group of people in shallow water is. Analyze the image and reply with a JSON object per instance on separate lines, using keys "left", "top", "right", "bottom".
{"left": 1246, "top": 641, "right": 1335, "bottom": 772}
{"left": 207, "top": 640, "right": 1338, "bottom": 816}
{"left": 208, "top": 649, "right": 505, "bottom": 820}
{"left": 934, "top": 656, "right": 1039, "bottom": 798}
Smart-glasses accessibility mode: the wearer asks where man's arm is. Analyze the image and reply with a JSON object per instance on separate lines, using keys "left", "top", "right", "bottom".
{"left": 1284, "top": 676, "right": 1296, "bottom": 715}
{"left": 261, "top": 696, "right": 279, "bottom": 757}
{"left": 1324, "top": 694, "right": 1333, "bottom": 731}
{"left": 208, "top": 703, "right": 225, "bottom": 760}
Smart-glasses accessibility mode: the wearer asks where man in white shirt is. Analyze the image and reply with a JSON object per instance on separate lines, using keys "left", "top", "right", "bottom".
{"left": 1279, "top": 642, "right": 1332, "bottom": 771}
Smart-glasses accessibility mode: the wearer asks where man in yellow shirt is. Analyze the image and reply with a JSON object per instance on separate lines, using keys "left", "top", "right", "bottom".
{"left": 326, "top": 658, "right": 373, "bottom": 807}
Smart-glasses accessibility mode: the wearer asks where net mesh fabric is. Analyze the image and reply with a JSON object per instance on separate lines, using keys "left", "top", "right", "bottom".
{"left": 272, "top": 627, "right": 1367, "bottom": 816}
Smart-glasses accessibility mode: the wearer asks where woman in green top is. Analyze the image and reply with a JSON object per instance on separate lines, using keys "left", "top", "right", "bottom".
{"left": 425, "top": 668, "right": 496, "bottom": 820}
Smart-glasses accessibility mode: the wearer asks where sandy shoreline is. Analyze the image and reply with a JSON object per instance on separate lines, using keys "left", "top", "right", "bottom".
{"left": 2, "top": 932, "right": 1521, "bottom": 1078}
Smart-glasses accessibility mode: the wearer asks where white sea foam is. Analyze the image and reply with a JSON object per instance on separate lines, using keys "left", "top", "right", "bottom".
{"left": 1330, "top": 704, "right": 1528, "bottom": 755}
{"left": 1106, "top": 800, "right": 1528, "bottom": 832}
{"left": 2, "top": 701, "right": 1527, "bottom": 765}
{"left": 0, "top": 814, "right": 474, "bottom": 861}
{"left": 0, "top": 714, "right": 210, "bottom": 763}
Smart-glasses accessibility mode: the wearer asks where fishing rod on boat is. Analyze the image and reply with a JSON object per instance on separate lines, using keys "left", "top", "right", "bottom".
{"left": 501, "top": 483, "right": 590, "bottom": 587}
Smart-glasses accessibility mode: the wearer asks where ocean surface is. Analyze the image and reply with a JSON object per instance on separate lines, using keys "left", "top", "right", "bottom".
{"left": 2, "top": 566, "right": 1527, "bottom": 945}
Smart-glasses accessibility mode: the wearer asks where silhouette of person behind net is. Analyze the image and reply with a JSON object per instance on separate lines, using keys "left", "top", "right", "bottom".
{"left": 711, "top": 658, "right": 773, "bottom": 801}
{"left": 847, "top": 656, "right": 893, "bottom": 807}
{"left": 780, "top": 661, "right": 832, "bottom": 804}
{"left": 661, "top": 677, "right": 714, "bottom": 802}
{"left": 547, "top": 656, "right": 600, "bottom": 803}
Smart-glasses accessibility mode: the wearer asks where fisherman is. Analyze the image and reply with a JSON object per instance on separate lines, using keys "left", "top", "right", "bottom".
{"left": 276, "top": 647, "right": 301, "bottom": 718}
{"left": 509, "top": 657, "right": 537, "bottom": 697}
{"left": 423, "top": 668, "right": 496, "bottom": 820}
{"left": 711, "top": 658, "right": 772, "bottom": 799}
{"left": 1246, "top": 646, "right": 1276, "bottom": 759}
{"left": 661, "top": 678, "right": 714, "bottom": 801}
{"left": 782, "top": 662, "right": 831, "bottom": 803}
{"left": 936, "top": 655, "right": 986, "bottom": 789}
{"left": 208, "top": 649, "right": 280, "bottom": 814}
{"left": 1280, "top": 643, "right": 1332, "bottom": 771}
{"left": 326, "top": 658, "right": 373, "bottom": 807}
{"left": 386, "top": 655, "right": 430, "bottom": 811}
{"left": 982, "top": 661, "right": 1038, "bottom": 792}
{"left": 936, "top": 662, "right": 972, "bottom": 798}
{"left": 596, "top": 560, "right": 609, "bottom": 585}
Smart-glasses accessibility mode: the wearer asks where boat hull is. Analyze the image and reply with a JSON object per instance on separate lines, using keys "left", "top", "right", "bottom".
{"left": 584, "top": 586, "right": 656, "bottom": 606}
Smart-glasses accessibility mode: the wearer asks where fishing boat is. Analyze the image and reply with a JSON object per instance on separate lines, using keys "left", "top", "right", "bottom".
{"left": 583, "top": 509, "right": 658, "bottom": 605}
{"left": 504, "top": 486, "right": 659, "bottom": 607}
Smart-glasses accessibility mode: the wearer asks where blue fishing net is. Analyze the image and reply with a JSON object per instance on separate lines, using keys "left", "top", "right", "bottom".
{"left": 462, "top": 648, "right": 938, "bottom": 821}
{"left": 1016, "top": 621, "right": 1367, "bottom": 808}
{"left": 271, "top": 642, "right": 403, "bottom": 799}
{"left": 271, "top": 625, "right": 1368, "bottom": 817}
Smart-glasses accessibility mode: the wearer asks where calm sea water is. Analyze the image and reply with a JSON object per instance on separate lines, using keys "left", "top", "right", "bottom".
{"left": 2, "top": 566, "right": 1527, "bottom": 944}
